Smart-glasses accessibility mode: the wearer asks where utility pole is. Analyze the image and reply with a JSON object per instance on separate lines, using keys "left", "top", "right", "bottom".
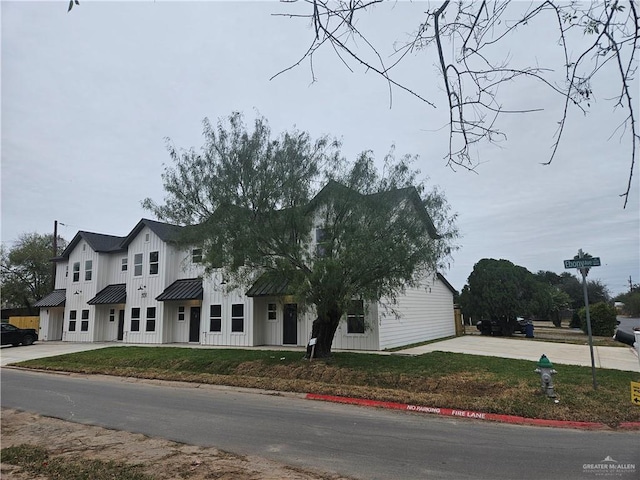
{"left": 52, "top": 220, "right": 58, "bottom": 290}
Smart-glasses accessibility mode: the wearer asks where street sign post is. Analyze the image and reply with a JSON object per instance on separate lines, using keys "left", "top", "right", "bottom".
{"left": 563, "top": 257, "right": 601, "bottom": 269}
{"left": 564, "top": 250, "right": 600, "bottom": 390}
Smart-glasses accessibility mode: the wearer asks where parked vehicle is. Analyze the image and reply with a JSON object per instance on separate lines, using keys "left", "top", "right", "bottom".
{"left": 1, "top": 323, "right": 38, "bottom": 346}
{"left": 476, "top": 316, "right": 531, "bottom": 336}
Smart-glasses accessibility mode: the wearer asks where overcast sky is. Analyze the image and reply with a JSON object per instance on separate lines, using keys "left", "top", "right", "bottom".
{"left": 2, "top": 1, "right": 638, "bottom": 296}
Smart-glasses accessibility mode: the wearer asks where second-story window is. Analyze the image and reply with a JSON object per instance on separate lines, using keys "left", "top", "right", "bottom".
{"left": 134, "top": 254, "right": 143, "bottom": 276}
{"left": 192, "top": 248, "right": 203, "bottom": 264}
{"left": 149, "top": 251, "right": 159, "bottom": 275}
{"left": 85, "top": 260, "right": 92, "bottom": 281}
{"left": 121, "top": 258, "right": 128, "bottom": 272}
{"left": 72, "top": 262, "right": 80, "bottom": 282}
{"left": 315, "top": 228, "right": 329, "bottom": 257}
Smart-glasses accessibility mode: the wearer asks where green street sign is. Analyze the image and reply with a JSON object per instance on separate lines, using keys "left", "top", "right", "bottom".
{"left": 564, "top": 257, "right": 601, "bottom": 269}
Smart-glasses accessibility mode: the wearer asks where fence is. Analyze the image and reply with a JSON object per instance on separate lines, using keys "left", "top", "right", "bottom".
{"left": 7, "top": 316, "right": 40, "bottom": 330}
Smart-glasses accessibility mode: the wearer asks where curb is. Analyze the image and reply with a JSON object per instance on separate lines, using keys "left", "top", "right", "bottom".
{"left": 305, "top": 393, "right": 640, "bottom": 431}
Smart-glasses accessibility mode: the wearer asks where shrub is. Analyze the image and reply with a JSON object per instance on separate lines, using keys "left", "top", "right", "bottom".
{"left": 578, "top": 302, "right": 617, "bottom": 337}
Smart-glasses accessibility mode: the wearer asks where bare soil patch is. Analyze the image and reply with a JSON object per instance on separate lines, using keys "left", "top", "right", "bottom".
{"left": 1, "top": 409, "right": 354, "bottom": 480}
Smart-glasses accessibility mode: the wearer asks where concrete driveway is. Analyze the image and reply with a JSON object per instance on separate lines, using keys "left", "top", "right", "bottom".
{"left": 398, "top": 335, "right": 640, "bottom": 372}
{"left": 0, "top": 342, "right": 114, "bottom": 367}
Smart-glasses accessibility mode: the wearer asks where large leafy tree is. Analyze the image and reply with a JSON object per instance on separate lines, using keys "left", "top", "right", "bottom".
{"left": 0, "top": 233, "right": 67, "bottom": 312}
{"left": 143, "top": 112, "right": 458, "bottom": 357}
{"left": 459, "top": 258, "right": 543, "bottom": 334}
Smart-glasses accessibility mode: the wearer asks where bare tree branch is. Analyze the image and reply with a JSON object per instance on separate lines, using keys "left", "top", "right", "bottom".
{"left": 276, "top": 0, "right": 639, "bottom": 206}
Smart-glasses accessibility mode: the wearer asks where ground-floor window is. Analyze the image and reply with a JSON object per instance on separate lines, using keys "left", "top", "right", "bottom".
{"left": 231, "top": 304, "right": 244, "bottom": 332}
{"left": 209, "top": 305, "right": 222, "bottom": 332}
{"left": 80, "top": 309, "right": 89, "bottom": 331}
{"left": 146, "top": 307, "right": 156, "bottom": 332}
{"left": 131, "top": 308, "right": 140, "bottom": 331}
{"left": 178, "top": 306, "right": 185, "bottom": 322}
{"left": 109, "top": 309, "right": 115, "bottom": 322}
{"left": 267, "top": 303, "right": 277, "bottom": 321}
{"left": 347, "top": 300, "right": 365, "bottom": 334}
{"left": 69, "top": 310, "right": 77, "bottom": 331}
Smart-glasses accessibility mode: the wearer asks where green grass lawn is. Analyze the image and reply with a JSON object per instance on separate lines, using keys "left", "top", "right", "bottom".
{"left": 16, "top": 347, "right": 640, "bottom": 427}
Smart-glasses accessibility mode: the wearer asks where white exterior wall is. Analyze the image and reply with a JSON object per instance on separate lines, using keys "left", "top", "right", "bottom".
{"left": 332, "top": 302, "right": 380, "bottom": 351}
{"left": 378, "top": 275, "right": 455, "bottom": 350}
{"left": 63, "top": 240, "right": 99, "bottom": 342}
{"left": 122, "top": 227, "right": 168, "bottom": 344}
{"left": 108, "top": 252, "right": 129, "bottom": 284}
{"left": 254, "top": 297, "right": 310, "bottom": 347}
{"left": 54, "top": 260, "right": 69, "bottom": 289}
{"left": 201, "top": 274, "right": 255, "bottom": 347}
{"left": 39, "top": 307, "right": 64, "bottom": 341}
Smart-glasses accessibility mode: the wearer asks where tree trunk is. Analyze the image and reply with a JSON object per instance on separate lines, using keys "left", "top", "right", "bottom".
{"left": 306, "top": 307, "right": 342, "bottom": 359}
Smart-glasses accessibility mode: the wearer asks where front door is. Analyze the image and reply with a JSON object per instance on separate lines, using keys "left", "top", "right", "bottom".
{"left": 189, "top": 307, "right": 201, "bottom": 343}
{"left": 283, "top": 304, "right": 297, "bottom": 345}
{"left": 117, "top": 310, "right": 125, "bottom": 341}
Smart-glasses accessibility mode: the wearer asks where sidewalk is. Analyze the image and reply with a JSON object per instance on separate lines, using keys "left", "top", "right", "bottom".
{"left": 397, "top": 335, "right": 640, "bottom": 372}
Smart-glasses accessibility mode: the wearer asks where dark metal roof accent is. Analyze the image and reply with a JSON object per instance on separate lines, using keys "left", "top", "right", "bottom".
{"left": 246, "top": 275, "right": 290, "bottom": 297}
{"left": 156, "top": 278, "right": 203, "bottom": 301}
{"left": 59, "top": 231, "right": 126, "bottom": 258}
{"left": 87, "top": 284, "right": 127, "bottom": 305}
{"left": 33, "top": 289, "right": 66, "bottom": 308}
{"left": 121, "top": 219, "right": 183, "bottom": 248}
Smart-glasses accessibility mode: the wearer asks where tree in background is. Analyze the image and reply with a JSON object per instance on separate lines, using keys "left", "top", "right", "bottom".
{"left": 143, "top": 112, "right": 459, "bottom": 357}
{"left": 0, "top": 233, "right": 67, "bottom": 312}
{"left": 614, "top": 284, "right": 640, "bottom": 316}
{"left": 534, "top": 270, "right": 577, "bottom": 327}
{"left": 278, "top": 1, "right": 638, "bottom": 206}
{"left": 557, "top": 273, "right": 610, "bottom": 310}
{"left": 459, "top": 258, "right": 542, "bottom": 335}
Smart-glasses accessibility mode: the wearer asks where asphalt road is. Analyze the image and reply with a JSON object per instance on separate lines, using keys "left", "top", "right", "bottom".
{"left": 617, "top": 317, "right": 640, "bottom": 335}
{"left": 2, "top": 369, "right": 638, "bottom": 480}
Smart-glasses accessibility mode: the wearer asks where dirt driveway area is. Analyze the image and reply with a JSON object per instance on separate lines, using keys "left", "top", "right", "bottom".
{"left": 1, "top": 409, "right": 352, "bottom": 480}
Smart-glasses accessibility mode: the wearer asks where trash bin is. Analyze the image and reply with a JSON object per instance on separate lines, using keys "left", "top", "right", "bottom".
{"left": 525, "top": 322, "right": 534, "bottom": 338}
{"left": 614, "top": 329, "right": 636, "bottom": 346}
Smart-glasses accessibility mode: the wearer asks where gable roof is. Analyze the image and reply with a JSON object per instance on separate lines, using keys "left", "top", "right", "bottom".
{"left": 308, "top": 180, "right": 440, "bottom": 239}
{"left": 120, "top": 218, "right": 183, "bottom": 248}
{"left": 58, "top": 231, "right": 125, "bottom": 259}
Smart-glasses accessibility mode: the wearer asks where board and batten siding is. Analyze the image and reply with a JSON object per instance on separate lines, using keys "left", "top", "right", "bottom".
{"left": 122, "top": 227, "right": 169, "bottom": 344}
{"left": 378, "top": 276, "right": 455, "bottom": 350}
{"left": 63, "top": 240, "right": 100, "bottom": 343}
{"left": 54, "top": 260, "right": 69, "bottom": 289}
{"left": 201, "top": 275, "right": 255, "bottom": 347}
{"left": 331, "top": 303, "right": 380, "bottom": 351}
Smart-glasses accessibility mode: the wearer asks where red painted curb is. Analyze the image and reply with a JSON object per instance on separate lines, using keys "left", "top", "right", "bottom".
{"left": 305, "top": 393, "right": 640, "bottom": 431}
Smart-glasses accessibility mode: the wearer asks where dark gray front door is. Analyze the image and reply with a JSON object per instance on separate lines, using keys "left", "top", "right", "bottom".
{"left": 117, "top": 310, "right": 125, "bottom": 341}
{"left": 189, "top": 307, "right": 201, "bottom": 342}
{"left": 283, "top": 304, "right": 297, "bottom": 345}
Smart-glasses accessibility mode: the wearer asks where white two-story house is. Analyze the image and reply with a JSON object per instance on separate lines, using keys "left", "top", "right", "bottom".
{"left": 35, "top": 185, "right": 457, "bottom": 350}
